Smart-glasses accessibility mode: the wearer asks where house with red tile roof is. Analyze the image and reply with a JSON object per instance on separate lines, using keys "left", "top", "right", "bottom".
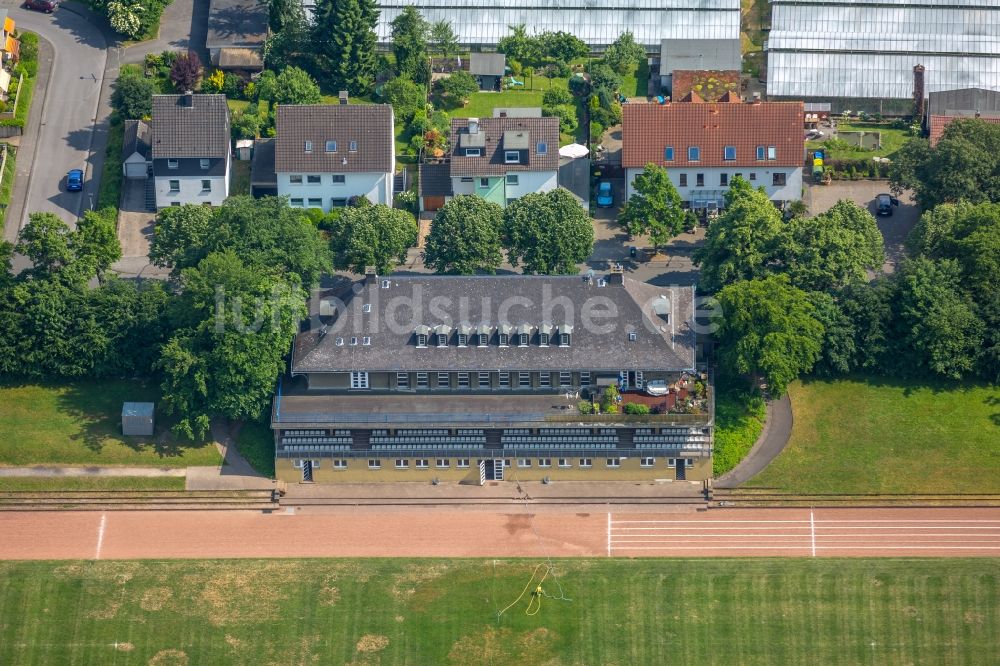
{"left": 622, "top": 97, "right": 804, "bottom": 211}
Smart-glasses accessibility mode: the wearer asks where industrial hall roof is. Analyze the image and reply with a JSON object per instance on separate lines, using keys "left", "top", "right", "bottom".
{"left": 621, "top": 99, "right": 804, "bottom": 169}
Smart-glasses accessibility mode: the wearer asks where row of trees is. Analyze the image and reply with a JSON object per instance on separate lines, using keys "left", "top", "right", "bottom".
{"left": 424, "top": 191, "right": 595, "bottom": 275}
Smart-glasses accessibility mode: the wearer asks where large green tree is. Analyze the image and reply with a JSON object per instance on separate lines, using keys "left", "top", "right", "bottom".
{"left": 603, "top": 32, "right": 645, "bottom": 75}
{"left": 538, "top": 31, "right": 588, "bottom": 62}
{"left": 424, "top": 195, "right": 504, "bottom": 274}
{"left": 693, "top": 176, "right": 784, "bottom": 293}
{"left": 328, "top": 203, "right": 418, "bottom": 274}
{"left": 435, "top": 70, "right": 478, "bottom": 107}
{"left": 15, "top": 213, "right": 75, "bottom": 280}
{"left": 312, "top": 0, "right": 379, "bottom": 95}
{"left": 713, "top": 275, "right": 825, "bottom": 397}
{"left": 618, "top": 163, "right": 685, "bottom": 249}
{"left": 257, "top": 66, "right": 322, "bottom": 105}
{"left": 379, "top": 76, "right": 426, "bottom": 121}
{"left": 430, "top": 20, "right": 459, "bottom": 61}
{"left": 497, "top": 24, "right": 541, "bottom": 65}
{"left": 503, "top": 189, "right": 594, "bottom": 274}
{"left": 72, "top": 208, "right": 123, "bottom": 283}
{"left": 779, "top": 200, "right": 884, "bottom": 292}
{"left": 110, "top": 67, "right": 154, "bottom": 119}
{"left": 390, "top": 6, "right": 430, "bottom": 84}
{"left": 159, "top": 252, "right": 306, "bottom": 440}
{"left": 889, "top": 119, "right": 1000, "bottom": 208}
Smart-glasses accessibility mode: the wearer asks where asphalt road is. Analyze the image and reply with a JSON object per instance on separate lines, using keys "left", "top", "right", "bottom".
{"left": 5, "top": 2, "right": 109, "bottom": 230}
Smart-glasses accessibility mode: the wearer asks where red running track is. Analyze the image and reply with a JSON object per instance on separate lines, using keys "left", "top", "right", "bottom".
{"left": 1, "top": 506, "right": 999, "bottom": 560}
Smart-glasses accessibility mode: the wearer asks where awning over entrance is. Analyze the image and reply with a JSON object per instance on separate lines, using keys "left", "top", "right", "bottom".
{"left": 688, "top": 189, "right": 726, "bottom": 209}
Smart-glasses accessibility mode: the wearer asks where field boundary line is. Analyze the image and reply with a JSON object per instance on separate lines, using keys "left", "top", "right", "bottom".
{"left": 811, "top": 511, "right": 816, "bottom": 557}
{"left": 95, "top": 512, "right": 106, "bottom": 560}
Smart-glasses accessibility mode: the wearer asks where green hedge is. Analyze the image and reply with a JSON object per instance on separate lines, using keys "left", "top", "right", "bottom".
{"left": 97, "top": 116, "right": 125, "bottom": 211}
{"left": 0, "top": 33, "right": 38, "bottom": 129}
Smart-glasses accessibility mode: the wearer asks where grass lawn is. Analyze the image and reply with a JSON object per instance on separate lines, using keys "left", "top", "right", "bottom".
{"left": 750, "top": 377, "right": 1000, "bottom": 493}
{"left": 97, "top": 116, "right": 124, "bottom": 211}
{"left": 0, "top": 476, "right": 185, "bottom": 491}
{"left": 0, "top": 143, "right": 16, "bottom": 233}
{"left": 229, "top": 160, "right": 250, "bottom": 196}
{"left": 0, "top": 381, "right": 220, "bottom": 467}
{"left": 0, "top": 558, "right": 996, "bottom": 665}
{"left": 807, "top": 122, "right": 911, "bottom": 161}
{"left": 226, "top": 99, "right": 250, "bottom": 115}
{"left": 713, "top": 385, "right": 767, "bottom": 477}
{"left": 234, "top": 421, "right": 275, "bottom": 477}
{"left": 620, "top": 60, "right": 649, "bottom": 98}
{"left": 450, "top": 90, "right": 547, "bottom": 120}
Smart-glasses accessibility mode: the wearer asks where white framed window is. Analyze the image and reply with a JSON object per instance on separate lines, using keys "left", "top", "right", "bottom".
{"left": 688, "top": 146, "right": 700, "bottom": 161}
{"left": 506, "top": 174, "right": 519, "bottom": 186}
{"left": 169, "top": 180, "right": 180, "bottom": 192}
{"left": 536, "top": 142, "right": 548, "bottom": 155}
{"left": 538, "top": 458, "right": 551, "bottom": 468}
{"left": 479, "top": 177, "right": 489, "bottom": 188}
{"left": 477, "top": 333, "right": 489, "bottom": 347}
{"left": 308, "top": 198, "right": 322, "bottom": 208}
{"left": 331, "top": 198, "right": 348, "bottom": 207}
{"left": 580, "top": 372, "right": 591, "bottom": 387}
{"left": 167, "top": 159, "right": 178, "bottom": 169}
{"left": 289, "top": 174, "right": 303, "bottom": 184}
{"left": 456, "top": 458, "right": 470, "bottom": 468}
{"left": 416, "top": 333, "right": 427, "bottom": 347}
{"left": 559, "top": 371, "right": 571, "bottom": 386}
{"left": 606, "top": 458, "right": 621, "bottom": 468}
{"left": 350, "top": 371, "right": 369, "bottom": 389}
{"left": 538, "top": 373, "right": 551, "bottom": 388}
{"left": 756, "top": 145, "right": 766, "bottom": 160}
{"left": 201, "top": 179, "right": 212, "bottom": 191}
{"left": 749, "top": 173, "right": 757, "bottom": 181}
{"left": 436, "top": 459, "right": 449, "bottom": 468}
{"left": 307, "top": 174, "right": 321, "bottom": 184}
{"left": 723, "top": 146, "right": 736, "bottom": 160}
{"left": 517, "top": 458, "right": 531, "bottom": 468}
{"left": 498, "top": 372, "right": 510, "bottom": 389}
{"left": 668, "top": 458, "right": 677, "bottom": 468}
{"left": 415, "top": 459, "right": 429, "bottom": 469}
{"left": 504, "top": 150, "right": 520, "bottom": 163}
{"left": 458, "top": 372, "right": 470, "bottom": 388}
{"left": 772, "top": 172, "right": 787, "bottom": 186}
{"left": 767, "top": 145, "right": 777, "bottom": 160}
{"left": 559, "top": 333, "right": 570, "bottom": 347}
{"left": 199, "top": 158, "right": 210, "bottom": 170}
{"left": 558, "top": 458, "right": 571, "bottom": 468}
{"left": 333, "top": 459, "right": 347, "bottom": 470}
{"left": 685, "top": 458, "right": 694, "bottom": 468}
{"left": 349, "top": 140, "right": 358, "bottom": 152}
{"left": 579, "top": 458, "right": 592, "bottom": 468}
{"left": 478, "top": 372, "right": 491, "bottom": 388}
{"left": 325, "top": 140, "right": 337, "bottom": 152}
{"left": 539, "top": 333, "right": 549, "bottom": 346}
{"left": 518, "top": 372, "right": 531, "bottom": 388}
{"left": 498, "top": 333, "right": 509, "bottom": 347}
{"left": 368, "top": 459, "right": 381, "bottom": 469}
{"left": 457, "top": 333, "right": 468, "bottom": 347}
{"left": 640, "top": 457, "right": 655, "bottom": 468}
{"left": 395, "top": 458, "right": 409, "bottom": 469}
{"left": 465, "top": 148, "right": 481, "bottom": 157}
{"left": 396, "top": 372, "right": 409, "bottom": 388}
{"left": 437, "top": 372, "right": 450, "bottom": 389}
{"left": 437, "top": 333, "right": 448, "bottom": 347}
{"left": 518, "top": 333, "right": 529, "bottom": 347}
{"left": 416, "top": 372, "right": 429, "bottom": 388}
{"left": 332, "top": 174, "right": 346, "bottom": 184}
{"left": 304, "top": 140, "right": 313, "bottom": 153}
{"left": 503, "top": 459, "right": 511, "bottom": 468}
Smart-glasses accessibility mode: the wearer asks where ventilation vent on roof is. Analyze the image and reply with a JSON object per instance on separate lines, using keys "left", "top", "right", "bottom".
{"left": 628, "top": 331, "right": 637, "bottom": 341}
{"left": 335, "top": 337, "right": 344, "bottom": 346}
{"left": 381, "top": 279, "right": 391, "bottom": 289}
{"left": 350, "top": 337, "right": 358, "bottom": 346}
{"left": 597, "top": 278, "right": 607, "bottom": 287}
{"left": 362, "top": 336, "right": 371, "bottom": 346}
{"left": 362, "top": 304, "right": 371, "bottom": 313}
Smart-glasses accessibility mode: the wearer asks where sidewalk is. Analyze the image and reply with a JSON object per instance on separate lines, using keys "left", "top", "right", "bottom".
{"left": 0, "top": 466, "right": 185, "bottom": 477}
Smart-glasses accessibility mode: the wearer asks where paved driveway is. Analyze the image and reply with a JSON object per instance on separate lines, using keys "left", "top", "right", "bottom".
{"left": 3, "top": 3, "right": 108, "bottom": 233}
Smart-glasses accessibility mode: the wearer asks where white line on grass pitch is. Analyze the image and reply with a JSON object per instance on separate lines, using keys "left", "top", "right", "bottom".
{"left": 95, "top": 512, "right": 107, "bottom": 560}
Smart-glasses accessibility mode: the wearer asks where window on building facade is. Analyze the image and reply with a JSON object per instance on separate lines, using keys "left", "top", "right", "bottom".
{"left": 499, "top": 372, "right": 510, "bottom": 388}
{"left": 696, "top": 173, "right": 705, "bottom": 187}
{"left": 668, "top": 458, "right": 677, "bottom": 468}
{"left": 457, "top": 372, "right": 470, "bottom": 388}
{"left": 368, "top": 459, "right": 381, "bottom": 469}
{"left": 506, "top": 174, "right": 519, "bottom": 186}
{"left": 640, "top": 457, "right": 655, "bottom": 467}
{"left": 416, "top": 372, "right": 429, "bottom": 388}
{"left": 437, "top": 333, "right": 448, "bottom": 347}
{"left": 479, "top": 178, "right": 489, "bottom": 188}
{"left": 558, "top": 458, "right": 571, "bottom": 468}
{"left": 518, "top": 333, "right": 528, "bottom": 347}
{"left": 456, "top": 459, "right": 470, "bottom": 468}
{"left": 416, "top": 333, "right": 427, "bottom": 347}
{"left": 289, "top": 174, "right": 303, "bottom": 184}
{"left": 415, "top": 459, "right": 429, "bottom": 469}
{"left": 606, "top": 458, "right": 621, "bottom": 468}
{"left": 396, "top": 372, "right": 409, "bottom": 388}
{"left": 436, "top": 459, "right": 449, "bottom": 468}
{"left": 395, "top": 459, "right": 409, "bottom": 469}
{"left": 580, "top": 371, "right": 591, "bottom": 386}
{"left": 518, "top": 458, "right": 531, "bottom": 468}
{"left": 724, "top": 146, "right": 736, "bottom": 160}
{"left": 465, "top": 148, "right": 481, "bottom": 157}
{"left": 537, "top": 142, "right": 548, "bottom": 154}
{"left": 457, "top": 333, "right": 468, "bottom": 347}
{"left": 349, "top": 140, "right": 357, "bottom": 152}
{"left": 688, "top": 146, "right": 700, "bottom": 161}
{"left": 767, "top": 145, "right": 777, "bottom": 160}
{"left": 167, "top": 159, "right": 179, "bottom": 169}
{"left": 664, "top": 146, "right": 674, "bottom": 161}
{"left": 538, "top": 458, "right": 552, "bottom": 467}
{"left": 538, "top": 373, "right": 551, "bottom": 387}
{"left": 679, "top": 173, "right": 687, "bottom": 187}
{"left": 579, "top": 458, "right": 592, "bottom": 468}
{"left": 504, "top": 150, "right": 520, "bottom": 163}
{"left": 307, "top": 175, "right": 321, "bottom": 184}
{"left": 518, "top": 372, "right": 531, "bottom": 388}
{"left": 308, "top": 198, "right": 322, "bottom": 208}
{"left": 290, "top": 198, "right": 303, "bottom": 207}
{"left": 350, "top": 371, "right": 369, "bottom": 389}
{"left": 720, "top": 173, "right": 728, "bottom": 186}
{"left": 331, "top": 198, "right": 348, "bottom": 207}
{"left": 559, "top": 371, "right": 571, "bottom": 386}
{"left": 498, "top": 333, "right": 509, "bottom": 347}
{"left": 559, "top": 333, "right": 570, "bottom": 347}
{"left": 478, "top": 333, "right": 489, "bottom": 347}
{"left": 201, "top": 180, "right": 212, "bottom": 191}
{"left": 461, "top": 177, "right": 474, "bottom": 183}
{"left": 539, "top": 332, "right": 549, "bottom": 346}
{"left": 437, "top": 372, "right": 450, "bottom": 389}
{"left": 169, "top": 180, "right": 180, "bottom": 192}
{"left": 478, "top": 372, "right": 491, "bottom": 388}
{"left": 772, "top": 173, "right": 786, "bottom": 186}
{"left": 749, "top": 173, "right": 757, "bottom": 181}
{"left": 332, "top": 174, "right": 345, "bottom": 184}
{"left": 333, "top": 459, "right": 347, "bottom": 470}
{"left": 304, "top": 140, "right": 313, "bottom": 153}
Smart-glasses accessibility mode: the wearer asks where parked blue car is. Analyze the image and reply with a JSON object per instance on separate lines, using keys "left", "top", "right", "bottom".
{"left": 596, "top": 181, "right": 614, "bottom": 208}
{"left": 66, "top": 169, "right": 83, "bottom": 192}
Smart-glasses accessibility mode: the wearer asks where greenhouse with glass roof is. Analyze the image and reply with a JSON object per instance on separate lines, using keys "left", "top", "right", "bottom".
{"left": 373, "top": 0, "right": 741, "bottom": 50}
{"left": 766, "top": 0, "right": 1000, "bottom": 114}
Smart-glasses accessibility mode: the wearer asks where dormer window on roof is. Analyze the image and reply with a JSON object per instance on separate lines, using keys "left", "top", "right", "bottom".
{"left": 434, "top": 324, "right": 451, "bottom": 347}
{"left": 504, "top": 150, "right": 520, "bottom": 164}
{"left": 536, "top": 142, "right": 547, "bottom": 154}
{"left": 325, "top": 140, "right": 337, "bottom": 152}
{"left": 538, "top": 323, "right": 553, "bottom": 347}
{"left": 498, "top": 323, "right": 512, "bottom": 347}
{"left": 414, "top": 324, "right": 430, "bottom": 347}
{"left": 466, "top": 148, "right": 481, "bottom": 157}
{"left": 476, "top": 323, "right": 491, "bottom": 347}
{"left": 456, "top": 324, "right": 472, "bottom": 348}
{"left": 349, "top": 140, "right": 358, "bottom": 152}
{"left": 304, "top": 141, "right": 313, "bottom": 153}
{"left": 558, "top": 324, "right": 573, "bottom": 347}
{"left": 724, "top": 146, "right": 736, "bottom": 160}
{"left": 688, "top": 146, "right": 700, "bottom": 161}
{"left": 516, "top": 323, "right": 532, "bottom": 347}
{"left": 653, "top": 295, "right": 671, "bottom": 324}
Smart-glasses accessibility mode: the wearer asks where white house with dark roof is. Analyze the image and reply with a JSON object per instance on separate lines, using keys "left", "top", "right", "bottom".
{"left": 275, "top": 100, "right": 395, "bottom": 212}
{"left": 150, "top": 93, "right": 231, "bottom": 209}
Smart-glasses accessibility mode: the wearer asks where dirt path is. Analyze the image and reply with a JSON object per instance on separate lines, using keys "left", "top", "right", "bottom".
{"left": 2, "top": 506, "right": 998, "bottom": 560}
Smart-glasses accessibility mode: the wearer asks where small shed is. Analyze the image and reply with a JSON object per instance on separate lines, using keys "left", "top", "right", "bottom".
{"left": 122, "top": 402, "right": 155, "bottom": 437}
{"left": 470, "top": 52, "right": 506, "bottom": 90}
{"left": 121, "top": 120, "right": 151, "bottom": 179}
{"left": 235, "top": 139, "right": 254, "bottom": 161}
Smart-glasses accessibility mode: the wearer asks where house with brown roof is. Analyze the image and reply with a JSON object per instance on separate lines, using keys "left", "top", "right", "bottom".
{"left": 926, "top": 88, "right": 1000, "bottom": 146}
{"left": 447, "top": 116, "right": 560, "bottom": 208}
{"left": 150, "top": 93, "right": 231, "bottom": 209}
{"left": 275, "top": 100, "right": 395, "bottom": 212}
{"left": 622, "top": 97, "right": 804, "bottom": 211}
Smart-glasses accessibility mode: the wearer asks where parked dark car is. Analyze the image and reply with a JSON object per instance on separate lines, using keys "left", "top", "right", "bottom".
{"left": 66, "top": 169, "right": 83, "bottom": 192}
{"left": 24, "top": 0, "right": 58, "bottom": 12}
{"left": 875, "top": 193, "right": 899, "bottom": 216}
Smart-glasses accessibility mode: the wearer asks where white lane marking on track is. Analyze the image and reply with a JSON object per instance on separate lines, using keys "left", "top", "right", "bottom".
{"left": 609, "top": 546, "right": 1000, "bottom": 550}
{"left": 612, "top": 519, "right": 1000, "bottom": 524}
{"left": 811, "top": 511, "right": 816, "bottom": 557}
{"left": 607, "top": 512, "right": 611, "bottom": 557}
{"left": 95, "top": 512, "right": 107, "bottom": 560}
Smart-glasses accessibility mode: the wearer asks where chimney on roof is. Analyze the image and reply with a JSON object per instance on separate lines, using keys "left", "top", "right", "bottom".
{"left": 913, "top": 65, "right": 926, "bottom": 119}
{"left": 364, "top": 266, "right": 378, "bottom": 286}
{"left": 751, "top": 92, "right": 761, "bottom": 104}
{"left": 183, "top": 90, "right": 194, "bottom": 107}
{"left": 976, "top": 109, "right": 982, "bottom": 118}
{"left": 338, "top": 90, "right": 349, "bottom": 105}
{"left": 606, "top": 268, "right": 625, "bottom": 285}
{"left": 468, "top": 118, "right": 479, "bottom": 134}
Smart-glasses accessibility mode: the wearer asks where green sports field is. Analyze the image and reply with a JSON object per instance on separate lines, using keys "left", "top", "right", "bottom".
{"left": 1, "top": 558, "right": 997, "bottom": 665}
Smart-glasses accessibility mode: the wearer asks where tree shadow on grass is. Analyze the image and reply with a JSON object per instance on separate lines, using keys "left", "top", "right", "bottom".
{"left": 55, "top": 379, "right": 213, "bottom": 460}
{"left": 985, "top": 395, "right": 1000, "bottom": 427}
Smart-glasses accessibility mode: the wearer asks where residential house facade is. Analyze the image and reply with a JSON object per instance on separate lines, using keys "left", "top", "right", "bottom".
{"left": 273, "top": 270, "right": 713, "bottom": 485}
{"left": 623, "top": 95, "right": 804, "bottom": 210}
{"left": 275, "top": 101, "right": 395, "bottom": 212}
{"left": 150, "top": 93, "right": 231, "bottom": 209}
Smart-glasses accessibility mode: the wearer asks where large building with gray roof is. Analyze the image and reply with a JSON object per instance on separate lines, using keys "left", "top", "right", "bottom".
{"left": 272, "top": 269, "right": 713, "bottom": 485}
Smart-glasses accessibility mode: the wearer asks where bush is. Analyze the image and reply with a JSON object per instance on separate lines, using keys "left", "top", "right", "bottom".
{"left": 623, "top": 402, "right": 650, "bottom": 415}
{"left": 577, "top": 400, "right": 594, "bottom": 414}
{"left": 542, "top": 87, "right": 573, "bottom": 107}
{"left": 542, "top": 103, "right": 577, "bottom": 134}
